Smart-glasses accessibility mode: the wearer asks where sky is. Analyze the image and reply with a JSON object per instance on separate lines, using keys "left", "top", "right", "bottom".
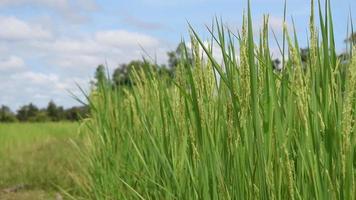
{"left": 0, "top": 0, "right": 355, "bottom": 111}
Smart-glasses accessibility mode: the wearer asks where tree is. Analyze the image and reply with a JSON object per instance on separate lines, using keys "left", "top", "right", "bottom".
{"left": 92, "top": 64, "right": 109, "bottom": 88}
{"left": 112, "top": 63, "right": 132, "bottom": 87}
{"left": 167, "top": 42, "right": 190, "bottom": 68}
{"left": 65, "top": 106, "right": 89, "bottom": 121}
{"left": 112, "top": 60, "right": 148, "bottom": 87}
{"left": 16, "top": 103, "right": 39, "bottom": 122}
{"left": 0, "top": 105, "right": 17, "bottom": 122}
{"left": 47, "top": 100, "right": 64, "bottom": 121}
{"left": 32, "top": 110, "right": 50, "bottom": 122}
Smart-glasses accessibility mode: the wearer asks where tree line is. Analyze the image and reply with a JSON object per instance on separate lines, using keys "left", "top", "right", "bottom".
{"left": 0, "top": 101, "right": 89, "bottom": 123}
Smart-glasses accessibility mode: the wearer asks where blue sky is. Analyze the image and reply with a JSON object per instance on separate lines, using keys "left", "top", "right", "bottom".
{"left": 0, "top": 0, "right": 355, "bottom": 110}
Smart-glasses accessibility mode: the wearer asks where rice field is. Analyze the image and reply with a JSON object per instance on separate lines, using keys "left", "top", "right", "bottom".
{"left": 76, "top": 0, "right": 356, "bottom": 199}
{"left": 0, "top": 122, "right": 80, "bottom": 199}
{"left": 1, "top": 0, "right": 355, "bottom": 199}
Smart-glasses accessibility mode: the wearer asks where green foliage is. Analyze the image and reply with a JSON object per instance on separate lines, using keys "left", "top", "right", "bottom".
{"left": 78, "top": 1, "right": 355, "bottom": 199}
{"left": 16, "top": 103, "right": 40, "bottom": 122}
{"left": 112, "top": 60, "right": 176, "bottom": 88}
{"left": 94, "top": 64, "right": 108, "bottom": 87}
{"left": 31, "top": 110, "right": 51, "bottom": 122}
{"left": 65, "top": 106, "right": 89, "bottom": 121}
{"left": 112, "top": 60, "right": 148, "bottom": 87}
{"left": 0, "top": 102, "right": 88, "bottom": 123}
{"left": 0, "top": 105, "right": 17, "bottom": 122}
{"left": 46, "top": 101, "right": 64, "bottom": 122}
{"left": 167, "top": 42, "right": 189, "bottom": 68}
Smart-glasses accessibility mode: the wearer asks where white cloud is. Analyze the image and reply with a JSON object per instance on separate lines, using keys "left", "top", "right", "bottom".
{"left": 0, "top": 70, "right": 89, "bottom": 109}
{"left": 0, "top": 55, "right": 26, "bottom": 71}
{"left": 36, "top": 38, "right": 105, "bottom": 55}
{"left": 13, "top": 72, "right": 59, "bottom": 84}
{"left": 95, "top": 30, "right": 160, "bottom": 48}
{"left": 29, "top": 29, "right": 166, "bottom": 73}
{"left": 0, "top": 20, "right": 169, "bottom": 110}
{"left": 0, "top": 0, "right": 98, "bottom": 24}
{"left": 0, "top": 16, "right": 52, "bottom": 40}
{"left": 0, "top": 0, "right": 170, "bottom": 110}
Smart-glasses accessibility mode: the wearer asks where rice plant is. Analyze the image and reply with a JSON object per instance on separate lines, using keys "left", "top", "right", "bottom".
{"left": 77, "top": 0, "right": 355, "bottom": 199}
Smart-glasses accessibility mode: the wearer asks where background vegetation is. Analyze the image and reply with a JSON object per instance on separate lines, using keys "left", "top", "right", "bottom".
{"left": 0, "top": 103, "right": 88, "bottom": 123}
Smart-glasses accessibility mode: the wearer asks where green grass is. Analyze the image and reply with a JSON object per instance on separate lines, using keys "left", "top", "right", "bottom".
{"left": 78, "top": 0, "right": 355, "bottom": 199}
{"left": 0, "top": 122, "right": 80, "bottom": 199}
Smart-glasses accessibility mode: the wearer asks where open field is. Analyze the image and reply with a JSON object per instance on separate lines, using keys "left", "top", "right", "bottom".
{"left": 0, "top": 123, "right": 80, "bottom": 200}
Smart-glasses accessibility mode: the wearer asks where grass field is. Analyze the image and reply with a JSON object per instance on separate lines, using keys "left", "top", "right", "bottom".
{"left": 0, "top": 122, "right": 80, "bottom": 200}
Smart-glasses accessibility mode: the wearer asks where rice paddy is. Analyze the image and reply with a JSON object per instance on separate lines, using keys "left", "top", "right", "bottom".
{"left": 1, "top": 0, "right": 355, "bottom": 199}
{"left": 77, "top": 0, "right": 356, "bottom": 199}
{"left": 0, "top": 123, "right": 80, "bottom": 199}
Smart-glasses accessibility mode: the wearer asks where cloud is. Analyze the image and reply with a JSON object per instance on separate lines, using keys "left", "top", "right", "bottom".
{"left": 0, "top": 70, "right": 89, "bottom": 109}
{"left": 13, "top": 71, "right": 59, "bottom": 84}
{"left": 34, "top": 38, "right": 105, "bottom": 55}
{"left": 0, "top": 16, "right": 169, "bottom": 110}
{"left": 0, "top": 55, "right": 26, "bottom": 71}
{"left": 0, "top": 0, "right": 98, "bottom": 24}
{"left": 95, "top": 30, "right": 160, "bottom": 48}
{"left": 0, "top": 16, "right": 53, "bottom": 40}
{"left": 24, "top": 29, "right": 166, "bottom": 74}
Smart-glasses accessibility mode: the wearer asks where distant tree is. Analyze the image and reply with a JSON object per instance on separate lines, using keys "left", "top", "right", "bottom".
{"left": 27, "top": 103, "right": 39, "bottom": 119}
{"left": 1, "top": 102, "right": 89, "bottom": 123}
{"left": 17, "top": 103, "right": 39, "bottom": 122}
{"left": 95, "top": 65, "right": 106, "bottom": 81}
{"left": 167, "top": 42, "right": 190, "bottom": 68}
{"left": 91, "top": 64, "right": 109, "bottom": 88}
{"left": 113, "top": 64, "right": 130, "bottom": 87}
{"left": 112, "top": 60, "right": 148, "bottom": 87}
{"left": 0, "top": 105, "right": 17, "bottom": 122}
{"left": 32, "top": 110, "right": 50, "bottom": 122}
{"left": 47, "top": 100, "right": 64, "bottom": 121}
{"left": 158, "top": 65, "right": 174, "bottom": 78}
{"left": 65, "top": 106, "right": 89, "bottom": 121}
{"left": 168, "top": 42, "right": 182, "bottom": 67}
